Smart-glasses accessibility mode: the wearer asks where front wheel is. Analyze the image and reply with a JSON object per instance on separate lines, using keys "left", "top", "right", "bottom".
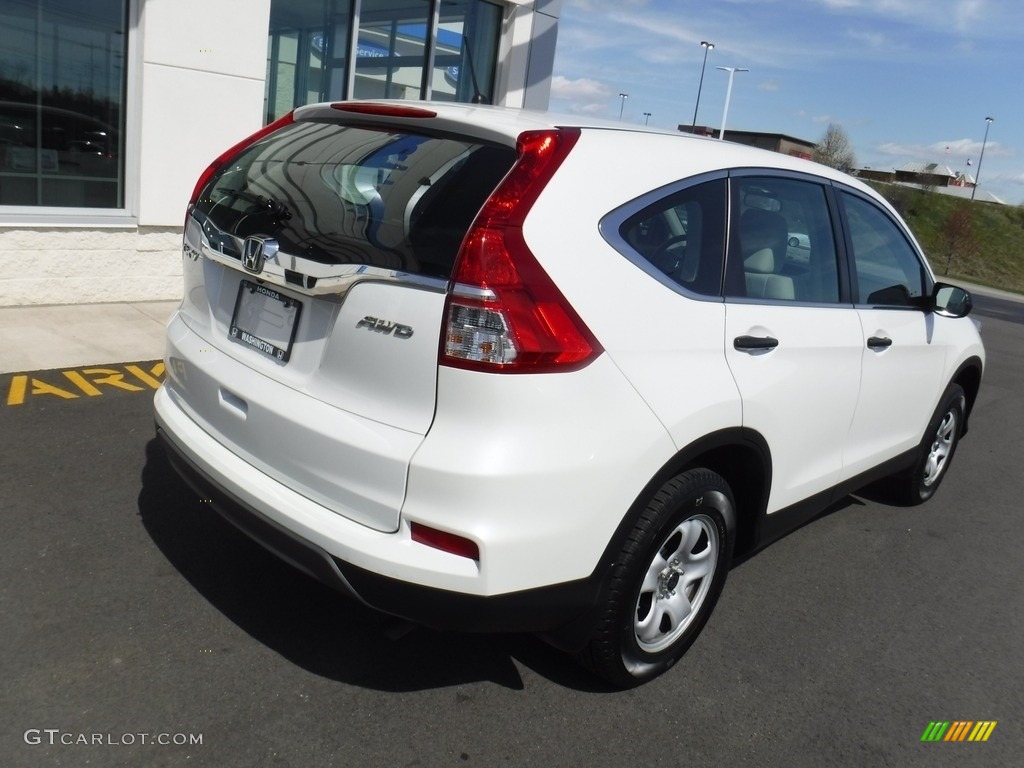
{"left": 895, "top": 383, "right": 966, "bottom": 505}
{"left": 577, "top": 469, "right": 735, "bottom": 688}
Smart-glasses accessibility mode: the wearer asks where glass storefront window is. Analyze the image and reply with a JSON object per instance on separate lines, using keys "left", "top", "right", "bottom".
{"left": 433, "top": 0, "right": 500, "bottom": 104}
{"left": 0, "top": 0, "right": 128, "bottom": 208}
{"left": 266, "top": 0, "right": 502, "bottom": 120}
{"left": 354, "top": 1, "right": 429, "bottom": 100}
{"left": 266, "top": 0, "right": 350, "bottom": 123}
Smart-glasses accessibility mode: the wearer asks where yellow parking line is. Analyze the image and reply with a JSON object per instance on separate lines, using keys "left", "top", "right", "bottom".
{"left": 3, "top": 361, "right": 165, "bottom": 407}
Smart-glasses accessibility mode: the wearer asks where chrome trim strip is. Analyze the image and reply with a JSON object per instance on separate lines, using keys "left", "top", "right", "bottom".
{"left": 451, "top": 283, "right": 496, "bottom": 300}
{"left": 196, "top": 235, "right": 449, "bottom": 298}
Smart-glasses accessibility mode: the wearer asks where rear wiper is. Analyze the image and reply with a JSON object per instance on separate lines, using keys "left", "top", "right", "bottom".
{"left": 227, "top": 189, "right": 292, "bottom": 221}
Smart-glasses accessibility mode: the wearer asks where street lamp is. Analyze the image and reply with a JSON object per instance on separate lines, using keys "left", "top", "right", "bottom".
{"left": 643, "top": 111, "right": 652, "bottom": 125}
{"left": 971, "top": 116, "right": 994, "bottom": 201}
{"left": 618, "top": 92, "right": 629, "bottom": 120}
{"left": 716, "top": 66, "right": 749, "bottom": 140}
{"left": 690, "top": 41, "right": 714, "bottom": 132}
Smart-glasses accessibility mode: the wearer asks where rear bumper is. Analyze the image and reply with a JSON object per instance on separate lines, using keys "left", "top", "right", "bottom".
{"left": 155, "top": 421, "right": 598, "bottom": 638}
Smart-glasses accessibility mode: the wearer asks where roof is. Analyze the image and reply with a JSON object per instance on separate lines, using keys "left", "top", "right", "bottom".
{"left": 897, "top": 161, "right": 957, "bottom": 177}
{"left": 291, "top": 100, "right": 881, "bottom": 201}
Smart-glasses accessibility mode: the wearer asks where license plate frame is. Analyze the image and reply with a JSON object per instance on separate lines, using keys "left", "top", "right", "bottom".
{"left": 229, "top": 280, "right": 302, "bottom": 363}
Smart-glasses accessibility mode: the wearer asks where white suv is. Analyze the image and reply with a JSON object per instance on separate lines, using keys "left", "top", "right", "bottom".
{"left": 155, "top": 102, "right": 984, "bottom": 687}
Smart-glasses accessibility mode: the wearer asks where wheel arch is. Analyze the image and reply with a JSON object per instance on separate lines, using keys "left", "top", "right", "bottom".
{"left": 544, "top": 428, "right": 772, "bottom": 653}
{"left": 951, "top": 355, "right": 983, "bottom": 434}
{"left": 610, "top": 428, "right": 772, "bottom": 567}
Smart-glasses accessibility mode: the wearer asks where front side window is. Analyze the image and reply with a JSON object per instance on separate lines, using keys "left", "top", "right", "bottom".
{"left": 726, "top": 176, "right": 841, "bottom": 304}
{"left": 0, "top": 0, "right": 128, "bottom": 208}
{"left": 840, "top": 191, "right": 927, "bottom": 306}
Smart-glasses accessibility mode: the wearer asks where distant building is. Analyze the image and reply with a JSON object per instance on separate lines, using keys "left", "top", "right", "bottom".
{"left": 894, "top": 162, "right": 970, "bottom": 188}
{"left": 678, "top": 126, "right": 816, "bottom": 159}
{"left": 854, "top": 162, "right": 1004, "bottom": 205}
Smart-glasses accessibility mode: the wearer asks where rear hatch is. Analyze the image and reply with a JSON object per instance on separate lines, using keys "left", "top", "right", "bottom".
{"left": 174, "top": 108, "right": 517, "bottom": 531}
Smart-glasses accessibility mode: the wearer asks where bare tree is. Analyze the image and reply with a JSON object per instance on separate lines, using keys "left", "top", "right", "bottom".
{"left": 812, "top": 123, "right": 857, "bottom": 172}
{"left": 942, "top": 203, "right": 977, "bottom": 274}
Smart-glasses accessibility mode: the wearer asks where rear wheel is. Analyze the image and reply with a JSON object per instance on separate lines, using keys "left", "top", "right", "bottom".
{"left": 895, "top": 383, "right": 966, "bottom": 505}
{"left": 578, "top": 469, "right": 734, "bottom": 688}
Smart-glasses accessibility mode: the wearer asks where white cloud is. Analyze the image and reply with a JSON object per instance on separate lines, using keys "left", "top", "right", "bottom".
{"left": 567, "top": 0, "right": 651, "bottom": 10}
{"left": 550, "top": 75, "right": 614, "bottom": 101}
{"left": 568, "top": 101, "right": 615, "bottom": 116}
{"left": 810, "top": 0, "right": 1013, "bottom": 36}
{"left": 845, "top": 29, "right": 891, "bottom": 49}
{"left": 875, "top": 139, "right": 1009, "bottom": 160}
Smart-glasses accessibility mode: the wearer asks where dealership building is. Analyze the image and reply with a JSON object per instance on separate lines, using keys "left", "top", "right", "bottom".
{"left": 0, "top": 0, "right": 561, "bottom": 306}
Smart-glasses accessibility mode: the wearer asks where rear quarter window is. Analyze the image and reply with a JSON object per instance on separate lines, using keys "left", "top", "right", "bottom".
{"left": 192, "top": 121, "right": 516, "bottom": 280}
{"left": 613, "top": 178, "right": 728, "bottom": 297}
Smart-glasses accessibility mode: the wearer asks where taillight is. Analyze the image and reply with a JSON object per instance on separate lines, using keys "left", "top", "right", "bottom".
{"left": 188, "top": 111, "right": 295, "bottom": 206}
{"left": 441, "top": 128, "right": 602, "bottom": 373}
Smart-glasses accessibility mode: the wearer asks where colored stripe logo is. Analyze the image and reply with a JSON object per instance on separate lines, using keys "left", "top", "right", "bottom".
{"left": 921, "top": 721, "right": 997, "bottom": 742}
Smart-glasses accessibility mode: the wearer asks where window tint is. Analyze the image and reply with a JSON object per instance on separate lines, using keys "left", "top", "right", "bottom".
{"left": 618, "top": 178, "right": 727, "bottom": 297}
{"left": 727, "top": 177, "right": 840, "bottom": 303}
{"left": 841, "top": 192, "right": 926, "bottom": 306}
{"left": 193, "top": 120, "right": 515, "bottom": 279}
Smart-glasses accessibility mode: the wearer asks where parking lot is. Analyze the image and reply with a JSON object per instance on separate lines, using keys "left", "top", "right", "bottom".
{"left": 2, "top": 296, "right": 1022, "bottom": 768}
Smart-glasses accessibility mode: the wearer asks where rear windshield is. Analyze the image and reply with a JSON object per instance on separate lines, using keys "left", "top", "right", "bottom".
{"left": 192, "top": 120, "right": 516, "bottom": 280}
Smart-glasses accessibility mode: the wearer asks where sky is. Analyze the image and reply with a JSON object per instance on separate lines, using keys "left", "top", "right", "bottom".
{"left": 548, "top": 0, "right": 1024, "bottom": 204}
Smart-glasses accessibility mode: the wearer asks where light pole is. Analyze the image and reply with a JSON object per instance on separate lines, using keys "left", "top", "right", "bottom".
{"left": 618, "top": 92, "right": 629, "bottom": 120}
{"left": 690, "top": 41, "right": 714, "bottom": 132}
{"left": 971, "top": 116, "right": 994, "bottom": 201}
{"left": 643, "top": 111, "right": 652, "bottom": 125}
{"left": 716, "top": 66, "right": 749, "bottom": 140}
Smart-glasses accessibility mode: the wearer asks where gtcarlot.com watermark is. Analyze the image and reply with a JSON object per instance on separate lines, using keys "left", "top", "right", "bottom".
{"left": 24, "top": 729, "right": 203, "bottom": 747}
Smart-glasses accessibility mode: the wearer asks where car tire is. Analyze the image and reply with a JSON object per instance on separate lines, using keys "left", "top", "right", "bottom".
{"left": 895, "top": 383, "right": 966, "bottom": 506}
{"left": 577, "top": 468, "right": 735, "bottom": 688}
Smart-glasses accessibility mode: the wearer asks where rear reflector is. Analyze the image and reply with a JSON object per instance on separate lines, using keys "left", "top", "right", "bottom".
{"left": 410, "top": 523, "right": 480, "bottom": 560}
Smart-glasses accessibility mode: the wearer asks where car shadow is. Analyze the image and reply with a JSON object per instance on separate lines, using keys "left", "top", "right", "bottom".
{"left": 728, "top": 493, "right": 867, "bottom": 568}
{"left": 137, "top": 438, "right": 614, "bottom": 693}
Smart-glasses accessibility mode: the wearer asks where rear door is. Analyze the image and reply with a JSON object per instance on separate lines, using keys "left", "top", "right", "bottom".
{"left": 723, "top": 173, "right": 862, "bottom": 513}
{"left": 176, "top": 118, "right": 516, "bottom": 529}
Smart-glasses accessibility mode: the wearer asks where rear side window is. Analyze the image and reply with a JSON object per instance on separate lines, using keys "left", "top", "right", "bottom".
{"left": 617, "top": 178, "right": 727, "bottom": 297}
{"left": 840, "top": 192, "right": 927, "bottom": 306}
{"left": 192, "top": 120, "right": 516, "bottom": 280}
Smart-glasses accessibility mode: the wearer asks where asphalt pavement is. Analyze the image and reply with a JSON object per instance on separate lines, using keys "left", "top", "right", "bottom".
{"left": 1, "top": 292, "right": 1022, "bottom": 768}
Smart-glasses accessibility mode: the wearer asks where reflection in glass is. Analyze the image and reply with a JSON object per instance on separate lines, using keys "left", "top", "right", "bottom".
{"left": 0, "top": 0, "right": 128, "bottom": 208}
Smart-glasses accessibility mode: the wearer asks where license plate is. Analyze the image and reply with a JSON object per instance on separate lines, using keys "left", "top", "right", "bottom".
{"left": 229, "top": 280, "right": 302, "bottom": 363}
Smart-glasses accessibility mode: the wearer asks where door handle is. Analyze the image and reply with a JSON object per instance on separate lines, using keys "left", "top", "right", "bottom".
{"left": 867, "top": 336, "right": 893, "bottom": 350}
{"left": 733, "top": 335, "right": 779, "bottom": 351}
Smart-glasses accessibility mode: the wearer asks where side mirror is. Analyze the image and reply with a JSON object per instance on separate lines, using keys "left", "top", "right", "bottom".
{"left": 932, "top": 282, "right": 973, "bottom": 318}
